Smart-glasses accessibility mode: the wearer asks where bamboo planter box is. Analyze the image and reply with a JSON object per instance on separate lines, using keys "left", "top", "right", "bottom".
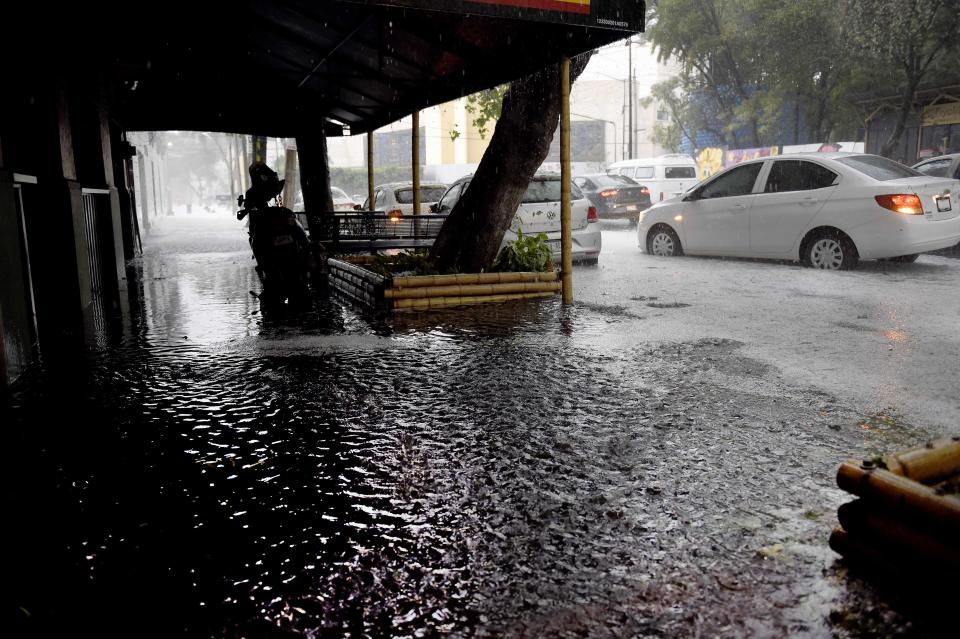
{"left": 830, "top": 437, "right": 960, "bottom": 577}
{"left": 327, "top": 256, "right": 561, "bottom": 312}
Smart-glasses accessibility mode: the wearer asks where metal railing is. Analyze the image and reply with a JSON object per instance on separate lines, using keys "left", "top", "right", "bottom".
{"left": 303, "top": 210, "right": 448, "bottom": 252}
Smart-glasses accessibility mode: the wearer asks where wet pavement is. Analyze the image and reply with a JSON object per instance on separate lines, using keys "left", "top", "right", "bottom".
{"left": 8, "top": 214, "right": 957, "bottom": 638}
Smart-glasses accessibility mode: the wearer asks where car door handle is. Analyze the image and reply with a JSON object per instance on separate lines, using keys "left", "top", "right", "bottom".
{"left": 732, "top": 203, "right": 746, "bottom": 211}
{"left": 800, "top": 197, "right": 818, "bottom": 206}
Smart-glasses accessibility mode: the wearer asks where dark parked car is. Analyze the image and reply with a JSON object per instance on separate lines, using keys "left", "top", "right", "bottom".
{"left": 573, "top": 173, "right": 651, "bottom": 220}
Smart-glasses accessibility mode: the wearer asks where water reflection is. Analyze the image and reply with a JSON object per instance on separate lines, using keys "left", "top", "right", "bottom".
{"left": 8, "top": 215, "right": 944, "bottom": 638}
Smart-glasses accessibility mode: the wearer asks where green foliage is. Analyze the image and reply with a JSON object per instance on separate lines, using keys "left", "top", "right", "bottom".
{"left": 840, "top": 0, "right": 960, "bottom": 156}
{"left": 491, "top": 229, "right": 554, "bottom": 273}
{"left": 646, "top": 0, "right": 876, "bottom": 149}
{"left": 465, "top": 85, "right": 508, "bottom": 139}
{"left": 367, "top": 250, "right": 440, "bottom": 278}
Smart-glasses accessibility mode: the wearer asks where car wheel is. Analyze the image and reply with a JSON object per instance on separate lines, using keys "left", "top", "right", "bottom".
{"left": 803, "top": 229, "right": 858, "bottom": 270}
{"left": 888, "top": 253, "right": 919, "bottom": 263}
{"left": 647, "top": 225, "right": 682, "bottom": 257}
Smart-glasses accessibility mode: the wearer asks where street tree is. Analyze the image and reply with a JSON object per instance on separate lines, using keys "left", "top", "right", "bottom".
{"left": 842, "top": 0, "right": 960, "bottom": 158}
{"left": 430, "top": 53, "right": 593, "bottom": 273}
{"left": 646, "top": 0, "right": 869, "bottom": 149}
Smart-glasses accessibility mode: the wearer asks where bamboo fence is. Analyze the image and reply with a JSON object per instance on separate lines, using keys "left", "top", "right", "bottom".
{"left": 830, "top": 437, "right": 960, "bottom": 577}
{"left": 327, "top": 257, "right": 561, "bottom": 312}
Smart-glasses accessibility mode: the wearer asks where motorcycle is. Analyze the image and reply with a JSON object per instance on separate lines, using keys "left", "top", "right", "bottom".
{"left": 237, "top": 164, "right": 311, "bottom": 308}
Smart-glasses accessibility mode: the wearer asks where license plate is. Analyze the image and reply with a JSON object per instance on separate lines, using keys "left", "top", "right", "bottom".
{"left": 936, "top": 196, "right": 952, "bottom": 212}
{"left": 627, "top": 205, "right": 638, "bottom": 211}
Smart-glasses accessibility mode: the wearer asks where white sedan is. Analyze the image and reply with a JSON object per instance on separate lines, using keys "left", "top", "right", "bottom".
{"left": 636, "top": 153, "right": 960, "bottom": 269}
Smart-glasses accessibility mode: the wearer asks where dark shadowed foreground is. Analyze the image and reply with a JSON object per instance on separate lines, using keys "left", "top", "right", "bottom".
{"left": 8, "top": 215, "right": 954, "bottom": 638}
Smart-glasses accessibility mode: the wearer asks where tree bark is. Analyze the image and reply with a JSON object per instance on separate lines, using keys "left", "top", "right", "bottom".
{"left": 430, "top": 53, "right": 593, "bottom": 273}
{"left": 880, "top": 81, "right": 918, "bottom": 160}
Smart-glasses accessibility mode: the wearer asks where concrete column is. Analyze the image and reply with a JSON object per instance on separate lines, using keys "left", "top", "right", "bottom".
{"left": 296, "top": 125, "right": 333, "bottom": 213}
{"left": 0, "top": 170, "right": 34, "bottom": 385}
{"left": 111, "top": 127, "right": 139, "bottom": 260}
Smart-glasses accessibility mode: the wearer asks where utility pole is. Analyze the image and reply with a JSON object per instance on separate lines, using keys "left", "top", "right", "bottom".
{"left": 627, "top": 36, "right": 633, "bottom": 159}
{"left": 633, "top": 67, "right": 638, "bottom": 156}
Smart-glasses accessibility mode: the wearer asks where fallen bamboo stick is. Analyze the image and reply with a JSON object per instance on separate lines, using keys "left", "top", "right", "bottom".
{"left": 392, "top": 271, "right": 557, "bottom": 289}
{"left": 385, "top": 280, "right": 561, "bottom": 299}
{"left": 392, "top": 291, "right": 555, "bottom": 311}
{"left": 837, "top": 499, "right": 960, "bottom": 563}
{"left": 836, "top": 461, "right": 960, "bottom": 534}
{"left": 883, "top": 438, "right": 960, "bottom": 484}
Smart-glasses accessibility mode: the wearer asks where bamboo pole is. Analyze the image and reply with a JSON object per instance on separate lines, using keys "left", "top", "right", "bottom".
{"left": 385, "top": 280, "right": 561, "bottom": 300}
{"left": 560, "top": 56, "right": 573, "bottom": 304}
{"left": 367, "top": 132, "right": 375, "bottom": 210}
{"left": 327, "top": 259, "right": 389, "bottom": 286}
{"left": 412, "top": 110, "right": 421, "bottom": 236}
{"left": 393, "top": 291, "right": 555, "bottom": 311}
{"left": 393, "top": 271, "right": 558, "bottom": 289}
{"left": 836, "top": 461, "right": 960, "bottom": 534}
{"left": 883, "top": 438, "right": 960, "bottom": 484}
{"left": 837, "top": 500, "right": 960, "bottom": 567}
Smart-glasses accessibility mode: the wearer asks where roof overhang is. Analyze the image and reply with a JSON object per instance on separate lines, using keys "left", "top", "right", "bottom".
{"left": 6, "top": 0, "right": 643, "bottom": 137}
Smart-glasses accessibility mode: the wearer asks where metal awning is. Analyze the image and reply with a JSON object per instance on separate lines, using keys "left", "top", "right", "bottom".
{"left": 6, "top": 0, "right": 643, "bottom": 136}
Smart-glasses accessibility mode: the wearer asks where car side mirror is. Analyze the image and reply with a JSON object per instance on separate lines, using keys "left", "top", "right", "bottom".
{"left": 353, "top": 204, "right": 362, "bottom": 211}
{"left": 429, "top": 203, "right": 438, "bottom": 213}
{"left": 683, "top": 191, "right": 699, "bottom": 202}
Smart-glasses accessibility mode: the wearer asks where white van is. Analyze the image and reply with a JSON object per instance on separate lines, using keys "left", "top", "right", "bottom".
{"left": 606, "top": 154, "right": 700, "bottom": 204}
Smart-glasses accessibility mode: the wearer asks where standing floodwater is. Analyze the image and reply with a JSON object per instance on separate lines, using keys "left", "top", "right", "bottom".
{"left": 8, "top": 215, "right": 953, "bottom": 638}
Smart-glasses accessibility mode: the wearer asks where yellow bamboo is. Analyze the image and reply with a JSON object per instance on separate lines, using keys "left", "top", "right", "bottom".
{"left": 385, "top": 280, "right": 560, "bottom": 300}
{"left": 836, "top": 461, "right": 960, "bottom": 533}
{"left": 367, "top": 132, "right": 375, "bottom": 210}
{"left": 560, "top": 56, "right": 573, "bottom": 304}
{"left": 392, "top": 271, "right": 557, "bottom": 288}
{"left": 883, "top": 438, "right": 960, "bottom": 484}
{"left": 392, "top": 291, "right": 555, "bottom": 311}
{"left": 837, "top": 500, "right": 960, "bottom": 567}
{"left": 412, "top": 109, "right": 421, "bottom": 231}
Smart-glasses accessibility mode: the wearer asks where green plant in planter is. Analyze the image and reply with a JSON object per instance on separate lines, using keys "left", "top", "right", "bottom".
{"left": 491, "top": 228, "right": 555, "bottom": 272}
{"left": 368, "top": 250, "right": 440, "bottom": 277}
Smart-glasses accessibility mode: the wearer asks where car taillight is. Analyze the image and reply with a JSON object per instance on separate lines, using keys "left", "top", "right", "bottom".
{"left": 599, "top": 189, "right": 618, "bottom": 198}
{"left": 639, "top": 187, "right": 649, "bottom": 194}
{"left": 388, "top": 209, "right": 403, "bottom": 222}
{"left": 875, "top": 194, "right": 923, "bottom": 215}
{"left": 587, "top": 206, "right": 598, "bottom": 222}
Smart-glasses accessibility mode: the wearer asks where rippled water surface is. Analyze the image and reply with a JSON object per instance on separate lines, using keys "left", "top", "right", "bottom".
{"left": 8, "top": 216, "right": 952, "bottom": 638}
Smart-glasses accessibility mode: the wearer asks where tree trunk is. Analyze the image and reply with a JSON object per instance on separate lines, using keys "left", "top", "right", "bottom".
{"left": 881, "top": 83, "right": 919, "bottom": 160}
{"left": 430, "top": 53, "right": 593, "bottom": 273}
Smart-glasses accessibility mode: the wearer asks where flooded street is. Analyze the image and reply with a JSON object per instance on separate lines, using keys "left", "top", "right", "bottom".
{"left": 9, "top": 214, "right": 957, "bottom": 638}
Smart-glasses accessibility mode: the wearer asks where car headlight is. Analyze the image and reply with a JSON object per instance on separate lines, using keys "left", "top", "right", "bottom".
{"left": 636, "top": 210, "right": 646, "bottom": 224}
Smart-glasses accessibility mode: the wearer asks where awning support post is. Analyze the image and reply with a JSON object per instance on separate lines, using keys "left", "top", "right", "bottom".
{"left": 367, "top": 132, "right": 375, "bottom": 210}
{"left": 560, "top": 56, "right": 573, "bottom": 305}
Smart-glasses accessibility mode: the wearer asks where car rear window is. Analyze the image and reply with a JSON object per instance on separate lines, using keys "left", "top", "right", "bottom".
{"left": 836, "top": 155, "right": 922, "bottom": 181}
{"left": 913, "top": 158, "right": 953, "bottom": 178}
{"left": 331, "top": 187, "right": 349, "bottom": 199}
{"left": 395, "top": 187, "right": 447, "bottom": 204}
{"left": 665, "top": 166, "right": 697, "bottom": 179}
{"left": 586, "top": 175, "right": 623, "bottom": 188}
{"left": 522, "top": 179, "right": 584, "bottom": 203}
